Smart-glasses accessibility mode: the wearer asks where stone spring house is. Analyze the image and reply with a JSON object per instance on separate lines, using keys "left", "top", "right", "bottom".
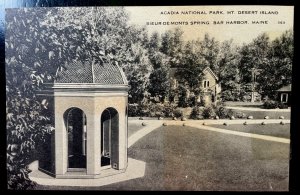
{"left": 168, "top": 67, "right": 221, "bottom": 105}
{"left": 37, "top": 60, "right": 129, "bottom": 178}
{"left": 276, "top": 84, "right": 291, "bottom": 106}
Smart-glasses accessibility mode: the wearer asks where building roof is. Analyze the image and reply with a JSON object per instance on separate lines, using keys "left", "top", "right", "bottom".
{"left": 169, "top": 67, "right": 218, "bottom": 81}
{"left": 276, "top": 84, "right": 292, "bottom": 92}
{"left": 203, "top": 67, "right": 218, "bottom": 81}
{"left": 55, "top": 60, "right": 127, "bottom": 85}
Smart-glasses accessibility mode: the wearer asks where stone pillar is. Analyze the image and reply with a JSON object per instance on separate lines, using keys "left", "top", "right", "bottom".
{"left": 118, "top": 97, "right": 127, "bottom": 170}
{"left": 86, "top": 110, "right": 100, "bottom": 175}
{"left": 54, "top": 107, "right": 67, "bottom": 175}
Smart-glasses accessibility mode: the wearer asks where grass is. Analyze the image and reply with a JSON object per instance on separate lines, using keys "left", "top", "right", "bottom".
{"left": 224, "top": 101, "right": 263, "bottom": 107}
{"left": 231, "top": 109, "right": 290, "bottom": 120}
{"left": 209, "top": 124, "right": 290, "bottom": 139}
{"left": 128, "top": 122, "right": 145, "bottom": 137}
{"left": 37, "top": 125, "right": 289, "bottom": 191}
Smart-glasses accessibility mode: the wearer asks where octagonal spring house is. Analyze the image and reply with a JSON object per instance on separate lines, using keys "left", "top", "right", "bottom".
{"left": 37, "top": 60, "right": 129, "bottom": 178}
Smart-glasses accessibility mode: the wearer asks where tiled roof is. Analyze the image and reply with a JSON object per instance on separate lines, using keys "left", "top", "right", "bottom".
{"left": 276, "top": 84, "right": 292, "bottom": 92}
{"left": 55, "top": 60, "right": 127, "bottom": 84}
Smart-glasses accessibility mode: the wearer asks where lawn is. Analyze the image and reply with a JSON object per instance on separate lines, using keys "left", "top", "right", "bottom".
{"left": 230, "top": 109, "right": 291, "bottom": 120}
{"left": 209, "top": 124, "right": 290, "bottom": 139}
{"left": 128, "top": 122, "right": 145, "bottom": 137}
{"left": 225, "top": 101, "right": 263, "bottom": 108}
{"left": 37, "top": 125, "right": 289, "bottom": 191}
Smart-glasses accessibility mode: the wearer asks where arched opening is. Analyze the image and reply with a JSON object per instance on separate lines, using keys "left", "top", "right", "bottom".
{"left": 101, "top": 108, "right": 119, "bottom": 169}
{"left": 64, "top": 107, "right": 87, "bottom": 170}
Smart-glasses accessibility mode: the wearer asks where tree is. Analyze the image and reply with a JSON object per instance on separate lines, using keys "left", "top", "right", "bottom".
{"left": 195, "top": 33, "right": 220, "bottom": 73}
{"left": 257, "top": 30, "right": 293, "bottom": 99}
{"left": 239, "top": 33, "right": 271, "bottom": 101}
{"left": 217, "top": 40, "right": 243, "bottom": 101}
{"left": 160, "top": 28, "right": 184, "bottom": 67}
{"left": 147, "top": 32, "right": 171, "bottom": 102}
{"left": 176, "top": 41, "right": 205, "bottom": 97}
{"left": 238, "top": 31, "right": 293, "bottom": 101}
{"left": 126, "top": 42, "right": 152, "bottom": 104}
{"left": 6, "top": 8, "right": 56, "bottom": 190}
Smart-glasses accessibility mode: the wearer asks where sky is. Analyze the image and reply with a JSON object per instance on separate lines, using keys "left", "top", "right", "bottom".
{"left": 125, "top": 6, "right": 294, "bottom": 44}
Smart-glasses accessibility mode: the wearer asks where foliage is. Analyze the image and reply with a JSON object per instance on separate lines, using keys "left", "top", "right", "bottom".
{"left": 214, "top": 106, "right": 234, "bottom": 119}
{"left": 278, "top": 102, "right": 289, "bottom": 109}
{"left": 190, "top": 106, "right": 204, "bottom": 119}
{"left": 187, "top": 95, "right": 197, "bottom": 107}
{"left": 160, "top": 28, "right": 184, "bottom": 67}
{"left": 202, "top": 106, "right": 216, "bottom": 119}
{"left": 149, "top": 103, "right": 165, "bottom": 117}
{"left": 147, "top": 33, "right": 170, "bottom": 101}
{"left": 173, "top": 108, "right": 183, "bottom": 118}
{"left": 175, "top": 41, "right": 205, "bottom": 92}
{"left": 238, "top": 31, "right": 293, "bottom": 100}
{"left": 234, "top": 111, "right": 247, "bottom": 119}
{"left": 258, "top": 30, "right": 293, "bottom": 99}
{"left": 177, "top": 84, "right": 190, "bottom": 108}
{"left": 5, "top": 8, "right": 55, "bottom": 190}
{"left": 128, "top": 103, "right": 140, "bottom": 117}
{"left": 163, "top": 103, "right": 176, "bottom": 117}
{"left": 221, "top": 90, "right": 236, "bottom": 101}
{"left": 195, "top": 33, "right": 220, "bottom": 73}
{"left": 218, "top": 40, "right": 243, "bottom": 101}
{"left": 262, "top": 100, "right": 279, "bottom": 109}
{"left": 128, "top": 102, "right": 175, "bottom": 118}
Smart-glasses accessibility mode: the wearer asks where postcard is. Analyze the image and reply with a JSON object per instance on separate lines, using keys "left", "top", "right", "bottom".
{"left": 5, "top": 5, "right": 293, "bottom": 191}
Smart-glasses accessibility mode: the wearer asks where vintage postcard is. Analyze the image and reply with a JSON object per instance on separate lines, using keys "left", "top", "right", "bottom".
{"left": 5, "top": 5, "right": 293, "bottom": 191}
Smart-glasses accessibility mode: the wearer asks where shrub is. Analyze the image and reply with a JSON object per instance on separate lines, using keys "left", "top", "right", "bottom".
{"left": 199, "top": 96, "right": 207, "bottom": 107}
{"left": 234, "top": 111, "right": 247, "bottom": 119}
{"left": 278, "top": 102, "right": 288, "bottom": 109}
{"left": 190, "top": 106, "right": 203, "bottom": 119}
{"left": 263, "top": 100, "right": 278, "bottom": 109}
{"left": 177, "top": 85, "right": 189, "bottom": 108}
{"left": 202, "top": 106, "right": 216, "bottom": 119}
{"left": 187, "top": 96, "right": 197, "bottom": 107}
{"left": 215, "top": 106, "right": 231, "bottom": 119}
{"left": 6, "top": 99, "right": 53, "bottom": 190}
{"left": 221, "top": 90, "right": 235, "bottom": 101}
{"left": 148, "top": 103, "right": 165, "bottom": 117}
{"left": 7, "top": 166, "right": 36, "bottom": 190}
{"left": 173, "top": 108, "right": 183, "bottom": 118}
{"left": 163, "top": 103, "right": 176, "bottom": 117}
{"left": 128, "top": 103, "right": 140, "bottom": 117}
{"left": 140, "top": 103, "right": 151, "bottom": 117}
{"left": 190, "top": 104, "right": 235, "bottom": 120}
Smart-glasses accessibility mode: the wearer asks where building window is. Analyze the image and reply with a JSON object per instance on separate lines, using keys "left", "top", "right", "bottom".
{"left": 281, "top": 93, "right": 288, "bottom": 103}
{"left": 203, "top": 80, "right": 209, "bottom": 88}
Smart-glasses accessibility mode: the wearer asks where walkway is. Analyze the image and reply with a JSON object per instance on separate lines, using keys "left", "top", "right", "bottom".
{"left": 225, "top": 106, "right": 290, "bottom": 112}
{"left": 128, "top": 119, "right": 290, "bottom": 144}
{"left": 29, "top": 158, "right": 146, "bottom": 187}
